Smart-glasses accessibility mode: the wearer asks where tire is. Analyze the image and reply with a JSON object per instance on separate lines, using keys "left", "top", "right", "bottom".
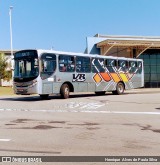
{"left": 60, "top": 84, "right": 70, "bottom": 99}
{"left": 112, "top": 82, "right": 124, "bottom": 95}
{"left": 40, "top": 94, "right": 49, "bottom": 99}
{"left": 95, "top": 91, "right": 106, "bottom": 95}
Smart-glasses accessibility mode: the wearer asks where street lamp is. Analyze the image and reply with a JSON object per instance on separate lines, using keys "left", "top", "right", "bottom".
{"left": 9, "top": 6, "right": 13, "bottom": 69}
{"left": 9, "top": 6, "right": 14, "bottom": 85}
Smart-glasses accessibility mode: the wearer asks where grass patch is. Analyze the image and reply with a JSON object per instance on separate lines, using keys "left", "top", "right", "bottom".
{"left": 0, "top": 87, "right": 14, "bottom": 95}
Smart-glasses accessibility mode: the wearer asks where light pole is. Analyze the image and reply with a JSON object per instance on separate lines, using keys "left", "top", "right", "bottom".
{"left": 9, "top": 6, "right": 13, "bottom": 68}
{"left": 9, "top": 6, "right": 14, "bottom": 85}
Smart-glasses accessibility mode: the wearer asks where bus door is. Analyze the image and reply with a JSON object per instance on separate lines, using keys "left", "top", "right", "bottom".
{"left": 40, "top": 53, "right": 56, "bottom": 94}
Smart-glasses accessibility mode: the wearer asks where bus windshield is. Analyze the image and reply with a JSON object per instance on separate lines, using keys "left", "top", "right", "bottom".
{"left": 14, "top": 50, "right": 39, "bottom": 82}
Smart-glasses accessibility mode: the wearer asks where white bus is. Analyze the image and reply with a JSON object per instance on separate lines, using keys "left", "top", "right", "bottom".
{"left": 13, "top": 49, "right": 144, "bottom": 99}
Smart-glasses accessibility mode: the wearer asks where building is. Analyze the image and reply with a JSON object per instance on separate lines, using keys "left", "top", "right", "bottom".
{"left": 86, "top": 34, "right": 160, "bottom": 88}
{"left": 0, "top": 50, "right": 16, "bottom": 86}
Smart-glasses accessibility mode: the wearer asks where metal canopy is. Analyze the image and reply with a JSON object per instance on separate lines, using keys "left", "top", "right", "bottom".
{"left": 96, "top": 35, "right": 160, "bottom": 57}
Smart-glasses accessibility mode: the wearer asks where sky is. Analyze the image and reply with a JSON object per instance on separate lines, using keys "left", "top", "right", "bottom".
{"left": 1, "top": 0, "right": 160, "bottom": 53}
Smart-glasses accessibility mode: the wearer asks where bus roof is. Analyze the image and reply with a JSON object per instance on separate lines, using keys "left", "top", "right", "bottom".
{"left": 16, "top": 49, "right": 143, "bottom": 61}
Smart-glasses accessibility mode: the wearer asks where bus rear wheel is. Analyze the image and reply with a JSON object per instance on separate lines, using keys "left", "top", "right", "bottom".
{"left": 60, "top": 84, "right": 70, "bottom": 99}
{"left": 112, "top": 82, "right": 124, "bottom": 95}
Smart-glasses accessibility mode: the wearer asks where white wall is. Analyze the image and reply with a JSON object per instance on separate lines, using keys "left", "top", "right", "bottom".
{"left": 1, "top": 79, "right": 12, "bottom": 86}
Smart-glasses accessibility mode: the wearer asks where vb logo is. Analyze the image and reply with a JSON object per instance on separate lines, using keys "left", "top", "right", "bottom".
{"left": 73, "top": 74, "right": 86, "bottom": 82}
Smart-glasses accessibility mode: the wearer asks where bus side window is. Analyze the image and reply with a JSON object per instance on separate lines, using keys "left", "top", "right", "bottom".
{"left": 118, "top": 60, "right": 128, "bottom": 72}
{"left": 91, "top": 58, "right": 105, "bottom": 73}
{"left": 68, "top": 56, "right": 75, "bottom": 72}
{"left": 106, "top": 59, "right": 117, "bottom": 73}
{"left": 40, "top": 53, "right": 56, "bottom": 79}
{"left": 129, "top": 61, "right": 137, "bottom": 73}
{"left": 137, "top": 61, "right": 142, "bottom": 74}
{"left": 76, "top": 56, "right": 90, "bottom": 73}
{"left": 98, "top": 58, "right": 105, "bottom": 72}
{"left": 59, "top": 55, "right": 75, "bottom": 72}
{"left": 59, "top": 63, "right": 67, "bottom": 72}
{"left": 59, "top": 57, "right": 65, "bottom": 72}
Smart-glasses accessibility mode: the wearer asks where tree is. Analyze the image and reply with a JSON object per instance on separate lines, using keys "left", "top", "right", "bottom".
{"left": 0, "top": 53, "right": 12, "bottom": 85}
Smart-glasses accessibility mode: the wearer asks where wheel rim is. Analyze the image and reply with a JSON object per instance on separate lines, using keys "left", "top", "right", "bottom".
{"left": 65, "top": 87, "right": 69, "bottom": 95}
{"left": 118, "top": 84, "right": 124, "bottom": 93}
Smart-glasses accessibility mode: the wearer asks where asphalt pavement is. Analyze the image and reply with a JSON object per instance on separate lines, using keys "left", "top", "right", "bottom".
{"left": 0, "top": 88, "right": 160, "bottom": 165}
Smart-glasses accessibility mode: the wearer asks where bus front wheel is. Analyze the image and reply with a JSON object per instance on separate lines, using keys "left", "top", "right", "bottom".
{"left": 60, "top": 84, "right": 70, "bottom": 99}
{"left": 112, "top": 82, "right": 124, "bottom": 95}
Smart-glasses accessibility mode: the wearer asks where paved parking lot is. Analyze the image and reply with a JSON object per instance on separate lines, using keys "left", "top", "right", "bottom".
{"left": 0, "top": 88, "right": 160, "bottom": 164}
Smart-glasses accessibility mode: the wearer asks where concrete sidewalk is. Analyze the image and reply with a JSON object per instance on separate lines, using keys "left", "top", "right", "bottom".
{"left": 126, "top": 88, "right": 160, "bottom": 94}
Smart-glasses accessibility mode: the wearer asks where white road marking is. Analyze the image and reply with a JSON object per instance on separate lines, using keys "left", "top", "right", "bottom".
{"left": 28, "top": 109, "right": 160, "bottom": 115}
{"left": 0, "top": 139, "right": 11, "bottom": 142}
{"left": 1, "top": 107, "right": 160, "bottom": 115}
{"left": 80, "top": 111, "right": 160, "bottom": 115}
{"left": 64, "top": 102, "right": 106, "bottom": 109}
